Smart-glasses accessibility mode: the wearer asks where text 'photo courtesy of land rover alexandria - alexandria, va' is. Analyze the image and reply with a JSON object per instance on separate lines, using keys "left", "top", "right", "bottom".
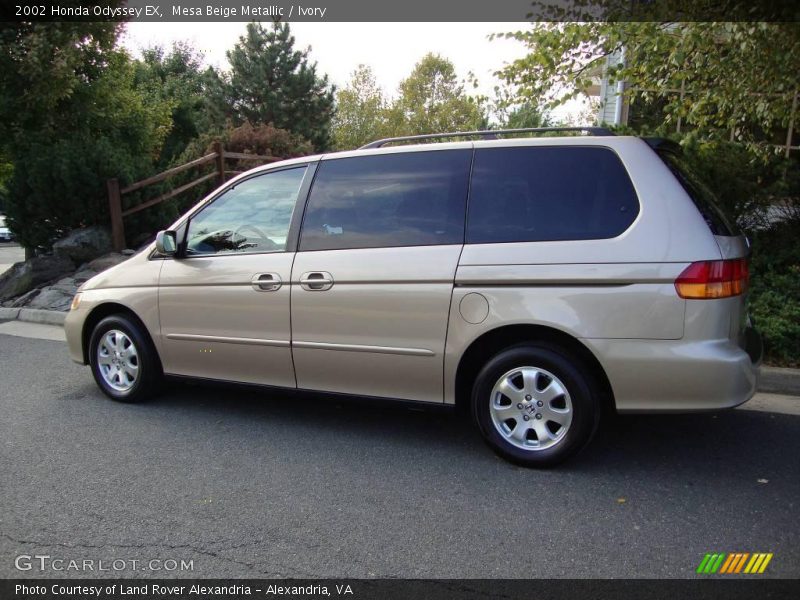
{"left": 65, "top": 127, "right": 762, "bottom": 467}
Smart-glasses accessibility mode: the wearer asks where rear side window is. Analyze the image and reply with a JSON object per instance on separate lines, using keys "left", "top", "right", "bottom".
{"left": 657, "top": 150, "right": 737, "bottom": 236}
{"left": 299, "top": 150, "right": 472, "bottom": 251}
{"left": 467, "top": 146, "right": 639, "bottom": 244}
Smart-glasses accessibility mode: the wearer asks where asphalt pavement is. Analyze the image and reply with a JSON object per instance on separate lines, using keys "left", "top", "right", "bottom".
{"left": 0, "top": 331, "right": 798, "bottom": 579}
{"left": 0, "top": 243, "right": 24, "bottom": 275}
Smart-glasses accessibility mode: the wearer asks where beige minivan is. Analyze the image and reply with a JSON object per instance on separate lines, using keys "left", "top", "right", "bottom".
{"left": 65, "top": 128, "right": 762, "bottom": 466}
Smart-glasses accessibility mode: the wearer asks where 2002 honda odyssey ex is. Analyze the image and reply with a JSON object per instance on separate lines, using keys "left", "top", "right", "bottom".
{"left": 65, "top": 128, "right": 763, "bottom": 467}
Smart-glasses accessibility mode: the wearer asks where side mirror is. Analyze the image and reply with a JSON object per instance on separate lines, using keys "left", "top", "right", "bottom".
{"left": 155, "top": 230, "right": 177, "bottom": 256}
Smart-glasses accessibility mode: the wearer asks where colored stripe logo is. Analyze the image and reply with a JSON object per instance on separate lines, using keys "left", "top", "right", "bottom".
{"left": 697, "top": 552, "right": 773, "bottom": 574}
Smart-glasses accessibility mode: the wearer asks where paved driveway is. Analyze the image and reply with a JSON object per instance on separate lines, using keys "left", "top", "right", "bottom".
{"left": 0, "top": 242, "right": 24, "bottom": 275}
{"left": 0, "top": 331, "right": 798, "bottom": 579}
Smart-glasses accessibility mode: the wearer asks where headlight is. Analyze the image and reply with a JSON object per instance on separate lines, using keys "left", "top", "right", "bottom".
{"left": 70, "top": 293, "right": 82, "bottom": 311}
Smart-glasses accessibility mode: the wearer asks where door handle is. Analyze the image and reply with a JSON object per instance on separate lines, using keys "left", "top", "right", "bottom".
{"left": 299, "top": 271, "right": 334, "bottom": 291}
{"left": 251, "top": 272, "right": 282, "bottom": 292}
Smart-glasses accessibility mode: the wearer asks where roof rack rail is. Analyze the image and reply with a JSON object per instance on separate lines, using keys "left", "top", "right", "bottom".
{"left": 358, "top": 127, "right": 615, "bottom": 149}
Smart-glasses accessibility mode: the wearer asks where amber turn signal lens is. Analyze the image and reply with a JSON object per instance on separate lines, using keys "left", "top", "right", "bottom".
{"left": 70, "top": 293, "right": 82, "bottom": 311}
{"left": 674, "top": 259, "right": 749, "bottom": 299}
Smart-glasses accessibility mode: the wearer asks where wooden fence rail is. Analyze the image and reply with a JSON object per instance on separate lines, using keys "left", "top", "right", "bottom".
{"left": 107, "top": 142, "right": 283, "bottom": 251}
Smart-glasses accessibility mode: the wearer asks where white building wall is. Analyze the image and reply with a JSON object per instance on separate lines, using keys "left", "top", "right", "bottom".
{"left": 598, "top": 50, "right": 625, "bottom": 125}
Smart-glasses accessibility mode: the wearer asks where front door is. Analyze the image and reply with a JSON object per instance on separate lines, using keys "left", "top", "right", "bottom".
{"left": 290, "top": 148, "right": 472, "bottom": 403}
{"left": 159, "top": 165, "right": 310, "bottom": 387}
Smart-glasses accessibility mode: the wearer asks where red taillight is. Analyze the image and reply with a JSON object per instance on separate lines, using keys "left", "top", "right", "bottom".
{"left": 675, "top": 258, "right": 749, "bottom": 299}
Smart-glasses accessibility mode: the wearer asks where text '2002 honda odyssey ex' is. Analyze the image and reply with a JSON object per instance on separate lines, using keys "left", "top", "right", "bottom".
{"left": 65, "top": 128, "right": 762, "bottom": 467}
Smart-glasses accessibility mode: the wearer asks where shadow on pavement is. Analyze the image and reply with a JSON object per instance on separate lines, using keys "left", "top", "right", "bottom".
{"left": 149, "top": 379, "right": 800, "bottom": 482}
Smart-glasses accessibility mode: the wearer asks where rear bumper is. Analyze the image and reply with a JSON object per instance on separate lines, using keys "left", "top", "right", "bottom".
{"left": 583, "top": 329, "right": 761, "bottom": 413}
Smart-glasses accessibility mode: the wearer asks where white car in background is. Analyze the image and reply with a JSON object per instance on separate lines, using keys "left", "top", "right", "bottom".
{"left": 0, "top": 214, "right": 13, "bottom": 242}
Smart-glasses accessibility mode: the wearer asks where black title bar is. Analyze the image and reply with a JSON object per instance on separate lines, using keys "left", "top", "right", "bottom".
{"left": 3, "top": 579, "right": 800, "bottom": 600}
{"left": 2, "top": 0, "right": 799, "bottom": 22}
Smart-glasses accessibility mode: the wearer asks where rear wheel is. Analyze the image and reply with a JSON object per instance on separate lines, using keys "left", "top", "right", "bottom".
{"left": 89, "top": 315, "right": 161, "bottom": 403}
{"left": 471, "top": 344, "right": 600, "bottom": 467}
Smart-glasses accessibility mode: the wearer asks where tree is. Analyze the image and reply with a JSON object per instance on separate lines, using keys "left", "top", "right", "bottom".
{"left": 224, "top": 22, "right": 335, "bottom": 150}
{"left": 0, "top": 22, "right": 120, "bottom": 138}
{"left": 0, "top": 159, "right": 11, "bottom": 213}
{"left": 500, "top": 102, "right": 552, "bottom": 129}
{"left": 0, "top": 23, "right": 171, "bottom": 250}
{"left": 495, "top": 10, "right": 800, "bottom": 145}
{"left": 332, "top": 65, "right": 388, "bottom": 150}
{"left": 134, "top": 42, "right": 221, "bottom": 166}
{"left": 386, "top": 54, "right": 487, "bottom": 137}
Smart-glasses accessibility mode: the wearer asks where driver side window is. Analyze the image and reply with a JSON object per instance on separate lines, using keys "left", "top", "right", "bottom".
{"left": 186, "top": 167, "right": 307, "bottom": 256}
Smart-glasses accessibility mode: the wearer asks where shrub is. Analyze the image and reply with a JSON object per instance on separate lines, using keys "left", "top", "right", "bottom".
{"left": 224, "top": 121, "right": 314, "bottom": 158}
{"left": 749, "top": 221, "right": 800, "bottom": 366}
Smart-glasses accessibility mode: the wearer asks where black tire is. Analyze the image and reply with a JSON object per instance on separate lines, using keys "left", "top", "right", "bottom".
{"left": 88, "top": 314, "right": 161, "bottom": 403}
{"left": 471, "top": 343, "right": 600, "bottom": 467}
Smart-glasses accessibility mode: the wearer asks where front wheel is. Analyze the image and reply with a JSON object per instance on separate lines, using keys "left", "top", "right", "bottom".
{"left": 471, "top": 344, "right": 600, "bottom": 467}
{"left": 89, "top": 315, "right": 161, "bottom": 403}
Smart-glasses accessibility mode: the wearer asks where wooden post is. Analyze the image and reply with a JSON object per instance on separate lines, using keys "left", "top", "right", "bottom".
{"left": 107, "top": 178, "right": 125, "bottom": 252}
{"left": 785, "top": 90, "right": 798, "bottom": 158}
{"left": 214, "top": 141, "right": 226, "bottom": 185}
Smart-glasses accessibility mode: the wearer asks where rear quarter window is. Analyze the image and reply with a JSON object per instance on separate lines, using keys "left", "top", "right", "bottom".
{"left": 466, "top": 146, "right": 639, "bottom": 244}
{"left": 657, "top": 150, "right": 738, "bottom": 236}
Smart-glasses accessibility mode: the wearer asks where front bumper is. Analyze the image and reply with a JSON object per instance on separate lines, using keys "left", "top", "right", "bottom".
{"left": 583, "top": 330, "right": 761, "bottom": 413}
{"left": 64, "top": 307, "right": 89, "bottom": 365}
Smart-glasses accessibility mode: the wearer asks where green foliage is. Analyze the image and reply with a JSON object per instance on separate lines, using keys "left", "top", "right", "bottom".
{"left": 332, "top": 55, "right": 489, "bottom": 148}
{"left": 0, "top": 23, "right": 172, "bottom": 251}
{"left": 503, "top": 103, "right": 552, "bottom": 129}
{"left": 134, "top": 42, "right": 222, "bottom": 166}
{"left": 0, "top": 160, "right": 11, "bottom": 213}
{"left": 0, "top": 21, "right": 121, "bottom": 138}
{"left": 0, "top": 20, "right": 336, "bottom": 250}
{"left": 223, "top": 122, "right": 313, "bottom": 158}
{"left": 223, "top": 22, "right": 335, "bottom": 151}
{"left": 332, "top": 65, "right": 388, "bottom": 150}
{"left": 748, "top": 221, "right": 800, "bottom": 367}
{"left": 386, "top": 53, "right": 487, "bottom": 137}
{"left": 495, "top": 15, "right": 800, "bottom": 146}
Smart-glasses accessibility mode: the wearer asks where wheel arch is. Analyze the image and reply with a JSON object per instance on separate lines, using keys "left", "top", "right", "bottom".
{"left": 454, "top": 324, "right": 616, "bottom": 415}
{"left": 81, "top": 302, "right": 161, "bottom": 371}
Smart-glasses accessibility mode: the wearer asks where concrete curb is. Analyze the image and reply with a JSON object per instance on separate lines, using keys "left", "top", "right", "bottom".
{"left": 760, "top": 366, "right": 800, "bottom": 397}
{"left": 17, "top": 308, "right": 67, "bottom": 326}
{"left": 0, "top": 307, "right": 20, "bottom": 320}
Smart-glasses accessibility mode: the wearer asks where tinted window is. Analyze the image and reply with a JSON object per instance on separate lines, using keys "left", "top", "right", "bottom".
{"left": 186, "top": 167, "right": 306, "bottom": 255}
{"left": 657, "top": 150, "right": 737, "bottom": 236}
{"left": 467, "top": 147, "right": 639, "bottom": 244}
{"left": 299, "top": 150, "right": 471, "bottom": 251}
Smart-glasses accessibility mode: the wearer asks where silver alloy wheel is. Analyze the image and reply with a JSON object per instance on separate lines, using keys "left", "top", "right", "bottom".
{"left": 96, "top": 329, "right": 139, "bottom": 392}
{"left": 489, "top": 366, "right": 573, "bottom": 451}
